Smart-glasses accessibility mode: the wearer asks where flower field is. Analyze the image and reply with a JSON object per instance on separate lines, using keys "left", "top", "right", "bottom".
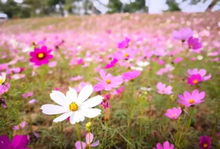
{"left": 0, "top": 11, "right": 220, "bottom": 149}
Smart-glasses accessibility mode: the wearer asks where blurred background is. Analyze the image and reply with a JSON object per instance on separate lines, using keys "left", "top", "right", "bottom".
{"left": 0, "top": 0, "right": 219, "bottom": 19}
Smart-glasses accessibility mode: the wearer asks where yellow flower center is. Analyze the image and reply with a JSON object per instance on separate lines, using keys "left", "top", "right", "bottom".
{"left": 0, "top": 79, "right": 3, "bottom": 85}
{"left": 69, "top": 102, "right": 78, "bottom": 111}
{"left": 193, "top": 79, "right": 198, "bottom": 84}
{"left": 106, "top": 79, "right": 111, "bottom": 84}
{"left": 124, "top": 53, "right": 129, "bottom": 58}
{"left": 37, "top": 53, "right": 45, "bottom": 59}
{"left": 189, "top": 99, "right": 195, "bottom": 104}
{"left": 203, "top": 144, "right": 208, "bottom": 148}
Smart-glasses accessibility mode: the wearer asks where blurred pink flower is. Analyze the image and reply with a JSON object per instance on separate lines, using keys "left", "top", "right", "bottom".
{"left": 164, "top": 107, "right": 182, "bottom": 120}
{"left": 22, "top": 92, "right": 33, "bottom": 98}
{"left": 0, "top": 83, "right": 10, "bottom": 95}
{"left": 199, "top": 136, "right": 211, "bottom": 149}
{"left": 156, "top": 82, "right": 172, "bottom": 95}
{"left": 173, "top": 28, "right": 193, "bottom": 41}
{"left": 0, "top": 135, "right": 30, "bottom": 149}
{"left": 178, "top": 89, "right": 205, "bottom": 107}
{"left": 187, "top": 68, "right": 211, "bottom": 85}
{"left": 29, "top": 46, "right": 53, "bottom": 66}
{"left": 122, "top": 70, "right": 141, "bottom": 82}
{"left": 153, "top": 141, "right": 175, "bottom": 149}
{"left": 117, "top": 37, "right": 130, "bottom": 49}
{"left": 104, "top": 58, "right": 118, "bottom": 69}
{"left": 75, "top": 133, "right": 99, "bottom": 149}
{"left": 188, "top": 37, "right": 202, "bottom": 50}
{"left": 94, "top": 70, "right": 123, "bottom": 92}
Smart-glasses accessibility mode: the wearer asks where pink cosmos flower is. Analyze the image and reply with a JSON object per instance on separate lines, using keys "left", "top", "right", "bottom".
{"left": 117, "top": 37, "right": 130, "bottom": 49}
{"left": 104, "top": 58, "right": 118, "bottom": 69}
{"left": 94, "top": 70, "right": 123, "bottom": 92}
{"left": 29, "top": 46, "right": 53, "bottom": 66}
{"left": 114, "top": 49, "right": 136, "bottom": 60}
{"left": 101, "top": 94, "right": 111, "bottom": 109}
{"left": 178, "top": 89, "right": 205, "bottom": 107}
{"left": 173, "top": 57, "right": 183, "bottom": 64}
{"left": 13, "top": 121, "right": 27, "bottom": 130}
{"left": 173, "top": 28, "right": 193, "bottom": 41}
{"left": 156, "top": 82, "right": 172, "bottom": 95}
{"left": 0, "top": 135, "right": 30, "bottom": 149}
{"left": 22, "top": 92, "right": 33, "bottom": 98}
{"left": 188, "top": 37, "right": 202, "bottom": 50}
{"left": 153, "top": 141, "right": 175, "bottom": 149}
{"left": 164, "top": 107, "right": 182, "bottom": 120}
{"left": 199, "top": 136, "right": 211, "bottom": 149}
{"left": 75, "top": 133, "right": 99, "bottom": 149}
{"left": 122, "top": 70, "right": 141, "bottom": 82}
{"left": 187, "top": 68, "right": 211, "bottom": 85}
{"left": 0, "top": 83, "right": 10, "bottom": 95}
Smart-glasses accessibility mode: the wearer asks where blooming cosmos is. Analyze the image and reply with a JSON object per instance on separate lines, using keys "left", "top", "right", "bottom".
{"left": 94, "top": 70, "right": 123, "bottom": 92}
{"left": 199, "top": 136, "right": 211, "bottom": 149}
{"left": 188, "top": 36, "right": 202, "bottom": 50}
{"left": 117, "top": 37, "right": 130, "bottom": 49}
{"left": 156, "top": 82, "right": 172, "bottom": 95}
{"left": 75, "top": 132, "right": 99, "bottom": 149}
{"left": 29, "top": 46, "right": 53, "bottom": 66}
{"left": 164, "top": 107, "right": 182, "bottom": 120}
{"left": 153, "top": 141, "right": 175, "bottom": 149}
{"left": 187, "top": 68, "right": 211, "bottom": 85}
{"left": 41, "top": 85, "right": 103, "bottom": 124}
{"left": 178, "top": 89, "right": 205, "bottom": 107}
{"left": 0, "top": 135, "right": 29, "bottom": 149}
{"left": 122, "top": 70, "right": 141, "bottom": 82}
{"left": 0, "top": 73, "right": 10, "bottom": 95}
{"left": 173, "top": 28, "right": 193, "bottom": 41}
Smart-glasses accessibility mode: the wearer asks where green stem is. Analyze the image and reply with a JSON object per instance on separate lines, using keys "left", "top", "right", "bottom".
{"left": 75, "top": 124, "right": 83, "bottom": 149}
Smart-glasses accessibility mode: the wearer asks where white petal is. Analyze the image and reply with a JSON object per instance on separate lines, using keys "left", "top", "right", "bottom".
{"left": 41, "top": 104, "right": 67, "bottom": 115}
{"left": 50, "top": 91, "right": 68, "bottom": 106}
{"left": 81, "top": 95, "right": 103, "bottom": 108}
{"left": 70, "top": 112, "right": 79, "bottom": 124}
{"left": 53, "top": 112, "right": 73, "bottom": 122}
{"left": 77, "top": 85, "right": 93, "bottom": 104}
{"left": 66, "top": 87, "right": 78, "bottom": 104}
{"left": 81, "top": 108, "right": 101, "bottom": 118}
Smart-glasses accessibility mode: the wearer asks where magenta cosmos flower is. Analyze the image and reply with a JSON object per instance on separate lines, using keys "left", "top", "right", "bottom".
{"left": 153, "top": 141, "right": 175, "bottom": 149}
{"left": 188, "top": 37, "right": 202, "bottom": 50}
{"left": 173, "top": 28, "right": 193, "bottom": 41}
{"left": 187, "top": 68, "right": 211, "bottom": 85}
{"left": 0, "top": 135, "right": 29, "bottom": 149}
{"left": 199, "top": 136, "right": 211, "bottom": 149}
{"left": 75, "top": 133, "right": 99, "bottom": 149}
{"left": 164, "top": 107, "right": 182, "bottom": 120}
{"left": 117, "top": 37, "right": 130, "bottom": 49}
{"left": 156, "top": 82, "right": 172, "bottom": 95}
{"left": 94, "top": 70, "right": 123, "bottom": 92}
{"left": 178, "top": 89, "right": 205, "bottom": 107}
{"left": 29, "top": 46, "right": 53, "bottom": 66}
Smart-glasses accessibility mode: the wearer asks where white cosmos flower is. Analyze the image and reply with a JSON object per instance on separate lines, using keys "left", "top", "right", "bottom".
{"left": 41, "top": 85, "right": 103, "bottom": 124}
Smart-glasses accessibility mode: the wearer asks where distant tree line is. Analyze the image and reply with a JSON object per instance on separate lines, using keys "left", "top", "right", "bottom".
{"left": 0, "top": 0, "right": 219, "bottom": 18}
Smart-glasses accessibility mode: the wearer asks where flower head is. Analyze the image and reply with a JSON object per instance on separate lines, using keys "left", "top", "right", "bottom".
{"left": 164, "top": 107, "right": 182, "bottom": 120}
{"left": 187, "top": 69, "right": 211, "bottom": 85}
{"left": 122, "top": 70, "right": 141, "bottom": 82}
{"left": 153, "top": 141, "right": 175, "bottom": 149}
{"left": 156, "top": 82, "right": 172, "bottom": 95}
{"left": 29, "top": 46, "right": 53, "bottom": 66}
{"left": 178, "top": 89, "right": 205, "bottom": 107}
{"left": 0, "top": 135, "right": 29, "bottom": 149}
{"left": 75, "top": 133, "right": 99, "bottom": 149}
{"left": 117, "top": 37, "right": 130, "bottom": 49}
{"left": 188, "top": 37, "right": 202, "bottom": 50}
{"left": 199, "top": 136, "right": 211, "bottom": 149}
{"left": 41, "top": 85, "right": 103, "bottom": 124}
{"left": 173, "top": 28, "right": 193, "bottom": 41}
{"left": 94, "top": 70, "right": 123, "bottom": 92}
